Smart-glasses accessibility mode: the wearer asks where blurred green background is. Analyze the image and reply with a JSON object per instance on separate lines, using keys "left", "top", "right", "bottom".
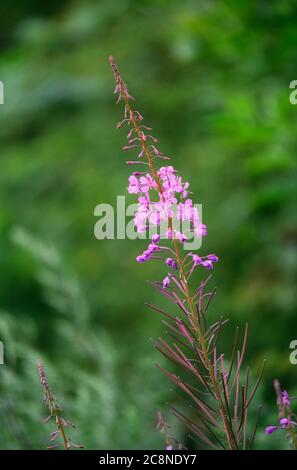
{"left": 0, "top": 0, "right": 297, "bottom": 450}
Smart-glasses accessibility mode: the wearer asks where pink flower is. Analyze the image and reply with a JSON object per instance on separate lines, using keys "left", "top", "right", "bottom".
{"left": 193, "top": 255, "right": 202, "bottom": 265}
{"left": 128, "top": 174, "right": 157, "bottom": 194}
{"left": 148, "top": 243, "right": 158, "bottom": 252}
{"left": 134, "top": 207, "right": 148, "bottom": 233}
{"left": 128, "top": 175, "right": 140, "bottom": 194}
{"left": 174, "top": 230, "right": 187, "bottom": 242}
{"left": 152, "top": 234, "right": 160, "bottom": 244}
{"left": 139, "top": 174, "right": 157, "bottom": 192}
{"left": 281, "top": 391, "right": 291, "bottom": 407}
{"left": 207, "top": 254, "right": 219, "bottom": 262}
{"left": 181, "top": 181, "right": 189, "bottom": 198}
{"left": 162, "top": 276, "right": 170, "bottom": 288}
{"left": 280, "top": 418, "right": 290, "bottom": 428}
{"left": 194, "top": 223, "right": 207, "bottom": 237}
{"left": 136, "top": 255, "right": 146, "bottom": 263}
{"left": 158, "top": 166, "right": 175, "bottom": 179}
{"left": 202, "top": 260, "right": 213, "bottom": 270}
{"left": 265, "top": 426, "right": 277, "bottom": 435}
{"left": 167, "top": 228, "right": 172, "bottom": 239}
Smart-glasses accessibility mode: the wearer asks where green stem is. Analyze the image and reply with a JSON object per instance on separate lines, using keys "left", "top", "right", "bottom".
{"left": 122, "top": 94, "right": 236, "bottom": 449}
{"left": 50, "top": 400, "right": 71, "bottom": 450}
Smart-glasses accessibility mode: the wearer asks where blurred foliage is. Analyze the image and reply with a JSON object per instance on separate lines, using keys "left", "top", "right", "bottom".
{"left": 0, "top": 0, "right": 297, "bottom": 449}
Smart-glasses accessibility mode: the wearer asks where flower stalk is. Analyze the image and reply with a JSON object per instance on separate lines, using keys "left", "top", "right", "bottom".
{"left": 37, "top": 360, "right": 83, "bottom": 450}
{"left": 110, "top": 56, "right": 263, "bottom": 450}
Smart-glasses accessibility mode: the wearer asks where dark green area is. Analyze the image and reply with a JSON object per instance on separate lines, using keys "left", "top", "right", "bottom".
{"left": 0, "top": 0, "right": 296, "bottom": 450}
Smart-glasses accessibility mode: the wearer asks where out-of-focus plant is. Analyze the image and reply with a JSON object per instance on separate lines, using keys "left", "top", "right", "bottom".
{"left": 110, "top": 57, "right": 265, "bottom": 450}
{"left": 0, "top": 227, "right": 166, "bottom": 450}
{"left": 37, "top": 359, "right": 83, "bottom": 449}
{"left": 265, "top": 380, "right": 297, "bottom": 449}
{"left": 156, "top": 412, "right": 185, "bottom": 450}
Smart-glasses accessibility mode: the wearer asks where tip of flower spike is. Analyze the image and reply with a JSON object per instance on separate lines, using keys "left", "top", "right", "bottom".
{"left": 109, "top": 55, "right": 116, "bottom": 66}
{"left": 109, "top": 56, "right": 119, "bottom": 76}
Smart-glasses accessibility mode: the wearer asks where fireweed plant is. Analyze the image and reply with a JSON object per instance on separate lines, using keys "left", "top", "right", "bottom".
{"left": 37, "top": 360, "right": 83, "bottom": 450}
{"left": 109, "top": 57, "right": 265, "bottom": 450}
{"left": 265, "top": 380, "right": 297, "bottom": 449}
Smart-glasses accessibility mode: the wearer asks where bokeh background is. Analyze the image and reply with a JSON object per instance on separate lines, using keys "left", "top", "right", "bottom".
{"left": 0, "top": 0, "right": 297, "bottom": 450}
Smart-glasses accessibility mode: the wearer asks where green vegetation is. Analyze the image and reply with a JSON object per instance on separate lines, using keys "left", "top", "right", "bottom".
{"left": 0, "top": 0, "right": 296, "bottom": 449}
